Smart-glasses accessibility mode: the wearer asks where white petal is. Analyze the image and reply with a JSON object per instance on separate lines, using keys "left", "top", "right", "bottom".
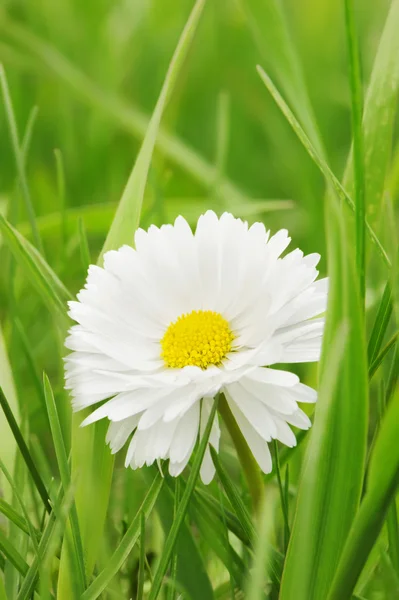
{"left": 106, "top": 415, "right": 140, "bottom": 453}
{"left": 224, "top": 389, "right": 273, "bottom": 473}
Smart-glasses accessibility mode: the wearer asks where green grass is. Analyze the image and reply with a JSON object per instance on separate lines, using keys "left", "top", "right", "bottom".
{"left": 0, "top": 0, "right": 399, "bottom": 598}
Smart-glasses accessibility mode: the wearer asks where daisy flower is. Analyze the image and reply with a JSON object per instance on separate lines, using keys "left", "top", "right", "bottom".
{"left": 65, "top": 211, "right": 327, "bottom": 484}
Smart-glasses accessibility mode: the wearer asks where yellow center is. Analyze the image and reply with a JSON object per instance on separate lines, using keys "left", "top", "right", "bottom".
{"left": 161, "top": 310, "right": 234, "bottom": 369}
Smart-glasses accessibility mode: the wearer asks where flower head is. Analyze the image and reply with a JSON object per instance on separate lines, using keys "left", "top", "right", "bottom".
{"left": 65, "top": 211, "right": 327, "bottom": 483}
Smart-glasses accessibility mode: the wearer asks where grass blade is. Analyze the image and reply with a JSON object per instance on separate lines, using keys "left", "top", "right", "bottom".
{"left": 242, "top": 0, "right": 324, "bottom": 156}
{"left": 0, "top": 529, "right": 28, "bottom": 577}
{"left": 100, "top": 0, "right": 207, "bottom": 258}
{"left": 369, "top": 334, "right": 398, "bottom": 380}
{"left": 210, "top": 446, "right": 255, "bottom": 545}
{"left": 0, "top": 323, "right": 19, "bottom": 501}
{"left": 328, "top": 389, "right": 399, "bottom": 600}
{"left": 152, "top": 473, "right": 215, "bottom": 600}
{"left": 368, "top": 281, "right": 393, "bottom": 365}
{"left": 42, "top": 373, "right": 86, "bottom": 594}
{"left": 0, "top": 64, "right": 43, "bottom": 254}
{"left": 137, "top": 512, "right": 146, "bottom": 600}
{"left": 245, "top": 491, "right": 278, "bottom": 600}
{"left": 148, "top": 398, "right": 218, "bottom": 600}
{"left": 273, "top": 441, "right": 290, "bottom": 552}
{"left": 0, "top": 213, "right": 72, "bottom": 320}
{"left": 0, "top": 457, "right": 39, "bottom": 555}
{"left": 280, "top": 196, "right": 368, "bottom": 599}
{"left": 344, "top": 0, "right": 366, "bottom": 305}
{"left": 256, "top": 66, "right": 390, "bottom": 267}
{"left": 195, "top": 488, "right": 250, "bottom": 546}
{"left": 342, "top": 0, "right": 399, "bottom": 230}
{"left": 0, "top": 387, "right": 51, "bottom": 514}
{"left": 78, "top": 217, "right": 91, "bottom": 272}
{"left": 0, "top": 498, "right": 31, "bottom": 536}
{"left": 82, "top": 473, "right": 163, "bottom": 600}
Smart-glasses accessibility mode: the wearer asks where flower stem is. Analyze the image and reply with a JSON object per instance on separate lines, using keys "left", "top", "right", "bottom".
{"left": 218, "top": 394, "right": 264, "bottom": 513}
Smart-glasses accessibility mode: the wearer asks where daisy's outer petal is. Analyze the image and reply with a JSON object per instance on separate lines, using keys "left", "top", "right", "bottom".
{"left": 275, "top": 318, "right": 325, "bottom": 363}
{"left": 224, "top": 389, "right": 273, "bottom": 473}
{"left": 225, "top": 382, "right": 277, "bottom": 440}
{"left": 199, "top": 399, "right": 220, "bottom": 484}
{"left": 106, "top": 415, "right": 140, "bottom": 454}
{"left": 168, "top": 403, "right": 201, "bottom": 475}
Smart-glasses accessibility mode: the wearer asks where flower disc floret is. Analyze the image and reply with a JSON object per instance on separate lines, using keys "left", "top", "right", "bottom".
{"left": 161, "top": 310, "right": 234, "bottom": 369}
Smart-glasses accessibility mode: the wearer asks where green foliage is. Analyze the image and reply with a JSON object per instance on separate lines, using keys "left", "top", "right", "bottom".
{"left": 0, "top": 0, "right": 398, "bottom": 598}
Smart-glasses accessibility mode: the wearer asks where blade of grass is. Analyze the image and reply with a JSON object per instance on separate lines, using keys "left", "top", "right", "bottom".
{"left": 344, "top": 0, "right": 366, "bottom": 306}
{"left": 272, "top": 441, "right": 290, "bottom": 552}
{"left": 78, "top": 217, "right": 91, "bottom": 272}
{"left": 0, "top": 498, "right": 31, "bottom": 536}
{"left": 13, "top": 318, "right": 45, "bottom": 409}
{"left": 148, "top": 398, "right": 218, "bottom": 600}
{"left": 137, "top": 513, "right": 146, "bottom": 600}
{"left": 342, "top": 0, "right": 399, "bottom": 230}
{"left": 100, "top": 0, "right": 207, "bottom": 258}
{"left": 16, "top": 484, "right": 73, "bottom": 600}
{"left": 42, "top": 373, "right": 86, "bottom": 593}
{"left": 368, "top": 281, "right": 393, "bottom": 365}
{"left": 242, "top": 0, "right": 324, "bottom": 157}
{"left": 188, "top": 485, "right": 246, "bottom": 590}
{"left": 0, "top": 323, "right": 19, "bottom": 502}
{"left": 328, "top": 388, "right": 399, "bottom": 600}
{"left": 218, "top": 394, "right": 264, "bottom": 512}
{"left": 280, "top": 193, "right": 368, "bottom": 599}
{"left": 82, "top": 473, "right": 163, "bottom": 600}
{"left": 387, "top": 501, "right": 399, "bottom": 575}
{"left": 0, "top": 387, "right": 51, "bottom": 514}
{"left": 0, "top": 64, "right": 43, "bottom": 254}
{"left": 245, "top": 490, "right": 278, "bottom": 600}
{"left": 0, "top": 213, "right": 72, "bottom": 320}
{"left": 54, "top": 148, "right": 67, "bottom": 262}
{"left": 211, "top": 447, "right": 283, "bottom": 585}
{"left": 195, "top": 488, "right": 250, "bottom": 546}
{"left": 0, "top": 529, "right": 28, "bottom": 577}
{"left": 166, "top": 479, "right": 180, "bottom": 600}
{"left": 210, "top": 446, "right": 255, "bottom": 544}
{"left": 152, "top": 471, "right": 215, "bottom": 600}
{"left": 369, "top": 334, "right": 398, "bottom": 380}
{"left": 216, "top": 486, "right": 236, "bottom": 600}
{"left": 256, "top": 65, "right": 390, "bottom": 268}
{"left": 0, "top": 457, "right": 40, "bottom": 555}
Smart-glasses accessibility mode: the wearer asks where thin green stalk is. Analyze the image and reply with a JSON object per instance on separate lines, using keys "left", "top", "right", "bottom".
{"left": 166, "top": 479, "right": 180, "bottom": 600}
{"left": 213, "top": 91, "right": 230, "bottom": 196}
{"left": 218, "top": 394, "right": 264, "bottom": 513}
{"left": 0, "top": 529, "right": 28, "bottom": 576}
{"left": 78, "top": 217, "right": 91, "bottom": 272}
{"left": 43, "top": 374, "right": 86, "bottom": 593}
{"left": 273, "top": 441, "right": 290, "bottom": 552}
{"left": 148, "top": 398, "right": 219, "bottom": 600}
{"left": 344, "top": 0, "right": 366, "bottom": 306}
{"left": 387, "top": 502, "right": 399, "bottom": 575}
{"left": 54, "top": 148, "right": 67, "bottom": 262}
{"left": 369, "top": 334, "right": 398, "bottom": 380}
{"left": 368, "top": 281, "right": 393, "bottom": 364}
{"left": 217, "top": 485, "right": 236, "bottom": 600}
{"left": 137, "top": 513, "right": 146, "bottom": 600}
{"left": 0, "top": 64, "right": 43, "bottom": 254}
{"left": 0, "top": 387, "right": 51, "bottom": 514}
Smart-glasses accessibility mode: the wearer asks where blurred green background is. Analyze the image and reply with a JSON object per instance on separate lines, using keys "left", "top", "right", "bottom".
{"left": 0, "top": 0, "right": 396, "bottom": 445}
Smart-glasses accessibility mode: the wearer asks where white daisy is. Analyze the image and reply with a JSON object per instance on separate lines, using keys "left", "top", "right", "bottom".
{"left": 65, "top": 211, "right": 327, "bottom": 484}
